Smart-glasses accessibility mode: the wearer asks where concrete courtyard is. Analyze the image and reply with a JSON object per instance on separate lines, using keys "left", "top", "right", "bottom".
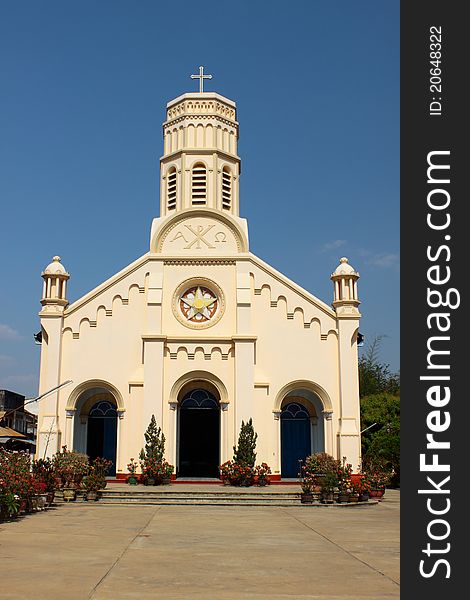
{"left": 0, "top": 490, "right": 399, "bottom": 599}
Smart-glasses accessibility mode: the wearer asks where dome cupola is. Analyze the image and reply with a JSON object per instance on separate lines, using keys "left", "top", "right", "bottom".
{"left": 41, "top": 256, "right": 70, "bottom": 307}
{"left": 331, "top": 257, "right": 360, "bottom": 308}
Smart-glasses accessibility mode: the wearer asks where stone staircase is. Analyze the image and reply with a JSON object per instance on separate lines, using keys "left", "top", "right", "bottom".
{"left": 97, "top": 485, "right": 303, "bottom": 506}
{"left": 55, "top": 484, "right": 377, "bottom": 507}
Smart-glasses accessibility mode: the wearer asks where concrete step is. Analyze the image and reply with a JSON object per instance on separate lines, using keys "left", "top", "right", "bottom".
{"left": 99, "top": 499, "right": 302, "bottom": 506}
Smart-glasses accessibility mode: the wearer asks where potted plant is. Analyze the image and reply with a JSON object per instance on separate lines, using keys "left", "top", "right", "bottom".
{"left": 300, "top": 473, "right": 316, "bottom": 504}
{"left": 304, "top": 453, "right": 341, "bottom": 491}
{"left": 321, "top": 472, "right": 338, "bottom": 504}
{"left": 336, "top": 461, "right": 352, "bottom": 503}
{"left": 92, "top": 457, "right": 112, "bottom": 488}
{"left": 255, "top": 463, "right": 272, "bottom": 486}
{"left": 364, "top": 467, "right": 389, "bottom": 498}
{"left": 83, "top": 470, "right": 103, "bottom": 501}
{"left": 159, "top": 461, "right": 174, "bottom": 485}
{"left": 220, "top": 461, "right": 234, "bottom": 485}
{"left": 0, "top": 492, "right": 20, "bottom": 520}
{"left": 52, "top": 447, "right": 89, "bottom": 499}
{"left": 32, "top": 457, "right": 56, "bottom": 505}
{"left": 222, "top": 419, "right": 258, "bottom": 487}
{"left": 127, "top": 458, "right": 139, "bottom": 485}
{"left": 354, "top": 478, "right": 370, "bottom": 502}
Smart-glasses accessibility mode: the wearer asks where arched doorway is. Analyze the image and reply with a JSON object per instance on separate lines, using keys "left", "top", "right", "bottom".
{"left": 279, "top": 387, "right": 326, "bottom": 479}
{"left": 86, "top": 400, "right": 118, "bottom": 476}
{"left": 178, "top": 387, "right": 220, "bottom": 478}
{"left": 281, "top": 402, "right": 312, "bottom": 478}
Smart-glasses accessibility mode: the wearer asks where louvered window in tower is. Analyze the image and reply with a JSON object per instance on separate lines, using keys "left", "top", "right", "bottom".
{"left": 222, "top": 167, "right": 232, "bottom": 210}
{"left": 167, "top": 168, "right": 177, "bottom": 210}
{"left": 192, "top": 164, "right": 207, "bottom": 205}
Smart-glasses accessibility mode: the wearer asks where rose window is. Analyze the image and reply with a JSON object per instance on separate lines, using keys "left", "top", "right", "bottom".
{"left": 179, "top": 286, "right": 218, "bottom": 323}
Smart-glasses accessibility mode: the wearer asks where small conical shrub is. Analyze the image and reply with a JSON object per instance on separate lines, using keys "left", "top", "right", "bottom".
{"left": 140, "top": 414, "right": 165, "bottom": 463}
{"left": 233, "top": 418, "right": 257, "bottom": 467}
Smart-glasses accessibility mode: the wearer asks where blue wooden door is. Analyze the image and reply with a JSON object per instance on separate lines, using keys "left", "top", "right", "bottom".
{"left": 281, "top": 403, "right": 311, "bottom": 478}
{"left": 87, "top": 400, "right": 117, "bottom": 476}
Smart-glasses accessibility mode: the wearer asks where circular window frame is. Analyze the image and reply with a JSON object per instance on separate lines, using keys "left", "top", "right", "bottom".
{"left": 172, "top": 277, "right": 225, "bottom": 329}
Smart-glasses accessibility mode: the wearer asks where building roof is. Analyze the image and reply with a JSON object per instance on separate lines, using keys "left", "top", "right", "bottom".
{"left": 0, "top": 425, "right": 26, "bottom": 439}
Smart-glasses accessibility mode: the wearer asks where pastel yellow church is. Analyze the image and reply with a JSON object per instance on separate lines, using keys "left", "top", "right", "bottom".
{"left": 36, "top": 72, "right": 362, "bottom": 480}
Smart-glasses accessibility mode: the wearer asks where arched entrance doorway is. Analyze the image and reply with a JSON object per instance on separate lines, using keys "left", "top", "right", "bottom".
{"left": 279, "top": 388, "right": 326, "bottom": 478}
{"left": 86, "top": 400, "right": 117, "bottom": 476}
{"left": 71, "top": 386, "right": 120, "bottom": 477}
{"left": 178, "top": 387, "right": 220, "bottom": 478}
{"left": 281, "top": 402, "right": 311, "bottom": 478}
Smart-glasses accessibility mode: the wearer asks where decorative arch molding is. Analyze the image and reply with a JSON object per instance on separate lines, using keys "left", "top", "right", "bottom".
{"left": 273, "top": 380, "right": 333, "bottom": 414}
{"left": 153, "top": 207, "right": 248, "bottom": 253}
{"left": 66, "top": 379, "right": 125, "bottom": 413}
{"left": 62, "top": 276, "right": 148, "bottom": 339}
{"left": 252, "top": 276, "right": 336, "bottom": 334}
{"left": 169, "top": 370, "right": 229, "bottom": 406}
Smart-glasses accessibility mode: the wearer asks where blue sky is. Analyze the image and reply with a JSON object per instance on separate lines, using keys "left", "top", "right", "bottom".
{"left": 0, "top": 1, "right": 399, "bottom": 398}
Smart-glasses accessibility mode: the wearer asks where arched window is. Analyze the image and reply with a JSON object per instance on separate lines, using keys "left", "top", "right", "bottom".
{"left": 191, "top": 163, "right": 207, "bottom": 205}
{"left": 180, "top": 389, "right": 219, "bottom": 410}
{"left": 222, "top": 167, "right": 232, "bottom": 210}
{"left": 167, "top": 167, "right": 177, "bottom": 210}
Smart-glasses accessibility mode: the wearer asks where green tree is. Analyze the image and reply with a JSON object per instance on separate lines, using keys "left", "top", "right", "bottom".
{"left": 359, "top": 336, "right": 400, "bottom": 398}
{"left": 233, "top": 418, "right": 258, "bottom": 467}
{"left": 139, "top": 414, "right": 165, "bottom": 463}
{"left": 359, "top": 337, "right": 400, "bottom": 485}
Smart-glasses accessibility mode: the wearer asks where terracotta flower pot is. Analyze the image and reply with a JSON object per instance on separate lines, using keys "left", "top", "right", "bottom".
{"left": 63, "top": 488, "right": 77, "bottom": 502}
{"left": 370, "top": 489, "right": 385, "bottom": 499}
{"left": 321, "top": 492, "right": 334, "bottom": 504}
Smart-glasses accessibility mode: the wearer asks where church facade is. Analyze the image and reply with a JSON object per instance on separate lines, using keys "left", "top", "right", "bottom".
{"left": 36, "top": 85, "right": 362, "bottom": 479}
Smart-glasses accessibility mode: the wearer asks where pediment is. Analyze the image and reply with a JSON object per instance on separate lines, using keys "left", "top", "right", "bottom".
{"left": 151, "top": 209, "right": 249, "bottom": 255}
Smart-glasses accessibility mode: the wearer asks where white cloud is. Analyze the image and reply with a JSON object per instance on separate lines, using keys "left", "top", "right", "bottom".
{"left": 0, "top": 323, "right": 22, "bottom": 341}
{"left": 367, "top": 253, "right": 400, "bottom": 269}
{"left": 321, "top": 239, "right": 347, "bottom": 253}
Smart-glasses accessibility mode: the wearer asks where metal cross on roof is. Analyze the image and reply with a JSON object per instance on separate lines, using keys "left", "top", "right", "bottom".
{"left": 190, "top": 66, "right": 213, "bottom": 93}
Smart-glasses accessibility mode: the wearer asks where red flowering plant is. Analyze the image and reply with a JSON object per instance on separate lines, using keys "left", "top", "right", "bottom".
{"left": 362, "top": 458, "right": 391, "bottom": 491}
{"left": 219, "top": 460, "right": 255, "bottom": 486}
{"left": 301, "top": 453, "right": 341, "bottom": 493}
{"left": 364, "top": 469, "right": 390, "bottom": 490}
{"left": 352, "top": 478, "right": 371, "bottom": 496}
{"left": 127, "top": 458, "right": 138, "bottom": 475}
{"left": 141, "top": 457, "right": 174, "bottom": 484}
{"left": 232, "top": 463, "right": 255, "bottom": 486}
{"left": 52, "top": 447, "right": 89, "bottom": 489}
{"left": 32, "top": 458, "right": 56, "bottom": 492}
{"left": 220, "top": 461, "right": 234, "bottom": 483}
{"left": 83, "top": 457, "right": 112, "bottom": 491}
{"left": 336, "top": 461, "right": 353, "bottom": 493}
{"left": 0, "top": 449, "right": 35, "bottom": 504}
{"left": 158, "top": 461, "right": 174, "bottom": 481}
{"left": 300, "top": 468, "right": 317, "bottom": 494}
{"left": 306, "top": 453, "right": 341, "bottom": 477}
{"left": 255, "top": 462, "right": 272, "bottom": 485}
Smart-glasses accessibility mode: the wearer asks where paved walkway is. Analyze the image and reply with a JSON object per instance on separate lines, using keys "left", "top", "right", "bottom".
{"left": 0, "top": 490, "right": 400, "bottom": 599}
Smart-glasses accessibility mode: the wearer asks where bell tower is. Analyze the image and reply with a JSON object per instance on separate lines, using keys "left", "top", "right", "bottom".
{"left": 159, "top": 66, "right": 240, "bottom": 218}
